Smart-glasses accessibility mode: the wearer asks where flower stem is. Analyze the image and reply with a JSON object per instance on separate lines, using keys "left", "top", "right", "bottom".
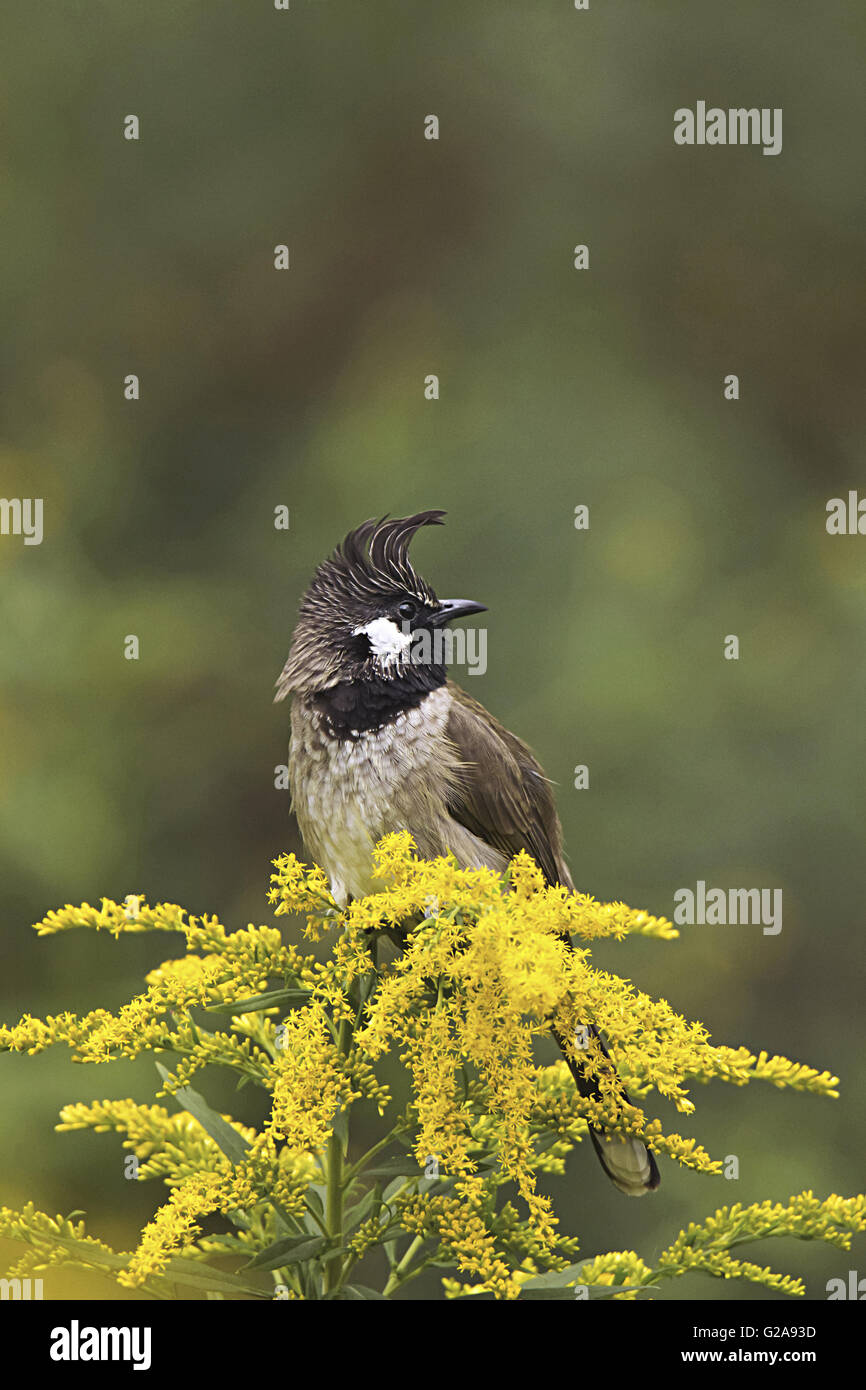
{"left": 382, "top": 1234, "right": 425, "bottom": 1296}
{"left": 324, "top": 1015, "right": 351, "bottom": 1294}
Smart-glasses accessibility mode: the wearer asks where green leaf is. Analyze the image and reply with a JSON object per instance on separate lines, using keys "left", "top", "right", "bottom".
{"left": 418, "top": 1174, "right": 454, "bottom": 1196}
{"left": 6, "top": 1231, "right": 130, "bottom": 1275}
{"left": 377, "top": 1224, "right": 404, "bottom": 1245}
{"left": 465, "top": 1151, "right": 498, "bottom": 1172}
{"left": 155, "top": 1064, "right": 250, "bottom": 1166}
{"left": 518, "top": 1262, "right": 586, "bottom": 1290}
{"left": 517, "top": 1264, "right": 649, "bottom": 1300}
{"left": 160, "top": 1255, "right": 271, "bottom": 1298}
{"left": 244, "top": 1235, "right": 328, "bottom": 1272}
{"left": 519, "top": 1283, "right": 648, "bottom": 1301}
{"left": 344, "top": 1186, "right": 378, "bottom": 1236}
{"left": 364, "top": 1157, "right": 426, "bottom": 1179}
{"left": 381, "top": 1181, "right": 403, "bottom": 1205}
{"left": 305, "top": 1186, "right": 326, "bottom": 1220}
{"left": 203, "top": 988, "right": 311, "bottom": 1015}
{"left": 26, "top": 1233, "right": 268, "bottom": 1298}
{"left": 298, "top": 1185, "right": 327, "bottom": 1236}
{"left": 324, "top": 1284, "right": 388, "bottom": 1300}
{"left": 515, "top": 1287, "right": 579, "bottom": 1300}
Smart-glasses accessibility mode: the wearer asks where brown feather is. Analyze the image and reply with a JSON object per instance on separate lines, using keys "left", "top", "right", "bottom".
{"left": 443, "top": 680, "right": 573, "bottom": 889}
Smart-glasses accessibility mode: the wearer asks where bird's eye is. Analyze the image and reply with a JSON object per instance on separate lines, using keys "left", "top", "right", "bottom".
{"left": 397, "top": 600, "right": 417, "bottom": 621}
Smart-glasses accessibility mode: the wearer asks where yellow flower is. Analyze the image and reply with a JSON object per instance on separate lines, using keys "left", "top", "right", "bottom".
{"left": 118, "top": 1171, "right": 229, "bottom": 1287}
{"left": 1, "top": 839, "right": 861, "bottom": 1302}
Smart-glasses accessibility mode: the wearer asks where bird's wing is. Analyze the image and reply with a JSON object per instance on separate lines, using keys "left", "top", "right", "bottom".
{"left": 443, "top": 681, "right": 573, "bottom": 888}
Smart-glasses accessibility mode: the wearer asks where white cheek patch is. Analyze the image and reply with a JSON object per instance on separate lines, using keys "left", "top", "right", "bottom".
{"left": 353, "top": 617, "right": 412, "bottom": 664}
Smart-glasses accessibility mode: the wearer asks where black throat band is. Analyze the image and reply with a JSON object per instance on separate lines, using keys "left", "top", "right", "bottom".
{"left": 312, "top": 666, "right": 446, "bottom": 738}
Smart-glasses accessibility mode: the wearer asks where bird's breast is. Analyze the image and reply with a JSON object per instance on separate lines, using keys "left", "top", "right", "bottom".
{"left": 288, "top": 685, "right": 457, "bottom": 904}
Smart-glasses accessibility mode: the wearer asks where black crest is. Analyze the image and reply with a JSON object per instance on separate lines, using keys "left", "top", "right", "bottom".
{"left": 307, "top": 510, "right": 445, "bottom": 612}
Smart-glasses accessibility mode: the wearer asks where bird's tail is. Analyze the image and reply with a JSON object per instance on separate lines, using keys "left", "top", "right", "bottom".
{"left": 552, "top": 1023, "right": 660, "bottom": 1197}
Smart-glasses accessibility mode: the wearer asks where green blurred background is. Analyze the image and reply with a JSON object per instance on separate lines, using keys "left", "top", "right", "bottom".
{"left": 1, "top": 0, "right": 864, "bottom": 1299}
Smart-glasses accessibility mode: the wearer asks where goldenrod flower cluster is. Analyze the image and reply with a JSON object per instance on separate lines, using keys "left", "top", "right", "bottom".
{"left": 0, "top": 834, "right": 861, "bottom": 1300}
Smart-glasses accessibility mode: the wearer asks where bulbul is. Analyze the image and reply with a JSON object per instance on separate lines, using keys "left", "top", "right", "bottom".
{"left": 276, "top": 510, "right": 660, "bottom": 1197}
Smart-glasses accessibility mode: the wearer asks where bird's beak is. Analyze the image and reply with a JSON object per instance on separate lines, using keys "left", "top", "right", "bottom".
{"left": 430, "top": 598, "right": 488, "bottom": 626}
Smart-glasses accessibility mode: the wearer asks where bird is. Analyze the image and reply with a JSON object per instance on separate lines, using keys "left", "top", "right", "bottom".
{"left": 275, "top": 510, "right": 660, "bottom": 1197}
